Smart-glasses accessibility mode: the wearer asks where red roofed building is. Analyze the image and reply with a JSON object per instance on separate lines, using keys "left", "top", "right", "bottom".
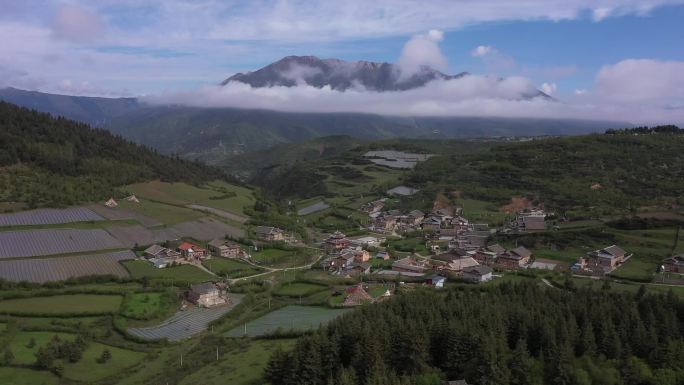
{"left": 178, "top": 242, "right": 208, "bottom": 260}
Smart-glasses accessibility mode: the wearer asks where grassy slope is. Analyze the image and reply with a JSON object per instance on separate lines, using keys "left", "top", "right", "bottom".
{"left": 122, "top": 260, "right": 214, "bottom": 283}
{"left": 63, "top": 342, "right": 147, "bottom": 382}
{"left": 0, "top": 294, "right": 122, "bottom": 315}
{"left": 409, "top": 133, "right": 684, "bottom": 217}
{"left": 202, "top": 258, "right": 262, "bottom": 278}
{"left": 178, "top": 339, "right": 297, "bottom": 385}
{"left": 127, "top": 180, "right": 254, "bottom": 216}
{"left": 0, "top": 367, "right": 59, "bottom": 385}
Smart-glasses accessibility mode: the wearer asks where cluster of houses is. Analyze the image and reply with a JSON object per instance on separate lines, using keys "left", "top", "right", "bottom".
{"left": 320, "top": 231, "right": 373, "bottom": 276}
{"left": 143, "top": 238, "right": 246, "bottom": 268}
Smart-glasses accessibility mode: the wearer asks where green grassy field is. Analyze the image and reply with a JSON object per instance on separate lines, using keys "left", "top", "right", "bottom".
{"left": 179, "top": 339, "right": 296, "bottom": 385}
{"left": 63, "top": 342, "right": 147, "bottom": 383}
{"left": 123, "top": 260, "right": 215, "bottom": 283}
{"left": 458, "top": 198, "right": 512, "bottom": 226}
{"left": 0, "top": 295, "right": 122, "bottom": 315}
{"left": 6, "top": 331, "right": 75, "bottom": 364}
{"left": 118, "top": 199, "right": 203, "bottom": 225}
{"left": 274, "top": 282, "right": 328, "bottom": 297}
{"left": 251, "top": 248, "right": 294, "bottom": 265}
{"left": 225, "top": 305, "right": 350, "bottom": 337}
{"left": 0, "top": 367, "right": 59, "bottom": 385}
{"left": 202, "top": 258, "right": 262, "bottom": 279}
{"left": 127, "top": 180, "right": 255, "bottom": 216}
{"left": 121, "top": 292, "right": 178, "bottom": 320}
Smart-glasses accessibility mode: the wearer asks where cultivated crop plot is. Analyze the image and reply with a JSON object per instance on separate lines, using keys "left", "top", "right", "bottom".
{"left": 225, "top": 305, "right": 350, "bottom": 337}
{"left": 0, "top": 206, "right": 104, "bottom": 227}
{"left": 172, "top": 218, "right": 245, "bottom": 240}
{"left": 87, "top": 204, "right": 162, "bottom": 227}
{"left": 128, "top": 294, "right": 242, "bottom": 341}
{"left": 0, "top": 228, "right": 125, "bottom": 258}
{"left": 187, "top": 204, "right": 248, "bottom": 223}
{"left": 106, "top": 225, "right": 180, "bottom": 248}
{"left": 0, "top": 250, "right": 136, "bottom": 282}
{"left": 297, "top": 201, "right": 330, "bottom": 216}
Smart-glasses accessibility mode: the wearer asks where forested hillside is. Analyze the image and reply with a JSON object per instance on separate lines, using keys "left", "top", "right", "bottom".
{"left": 407, "top": 131, "right": 684, "bottom": 217}
{"left": 266, "top": 283, "right": 684, "bottom": 385}
{"left": 0, "top": 102, "right": 225, "bottom": 208}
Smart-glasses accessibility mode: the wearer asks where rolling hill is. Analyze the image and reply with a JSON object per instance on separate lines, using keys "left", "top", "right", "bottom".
{"left": 0, "top": 101, "right": 225, "bottom": 209}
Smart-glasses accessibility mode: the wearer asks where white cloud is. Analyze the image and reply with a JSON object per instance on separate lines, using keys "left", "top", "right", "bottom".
{"left": 596, "top": 59, "right": 684, "bottom": 105}
{"left": 397, "top": 29, "right": 449, "bottom": 78}
{"left": 471, "top": 45, "right": 516, "bottom": 71}
{"left": 575, "top": 89, "right": 588, "bottom": 95}
{"left": 52, "top": 5, "right": 106, "bottom": 42}
{"left": 471, "top": 45, "right": 495, "bottom": 57}
{"left": 540, "top": 82, "right": 558, "bottom": 95}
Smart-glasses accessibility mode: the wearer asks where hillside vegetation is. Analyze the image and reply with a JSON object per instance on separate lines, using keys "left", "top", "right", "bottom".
{"left": 407, "top": 132, "right": 684, "bottom": 217}
{"left": 0, "top": 102, "right": 225, "bottom": 208}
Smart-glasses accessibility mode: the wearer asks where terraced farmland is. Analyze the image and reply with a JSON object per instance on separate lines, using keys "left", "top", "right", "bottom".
{"left": 225, "top": 305, "right": 350, "bottom": 337}
{"left": 128, "top": 294, "right": 242, "bottom": 341}
{"left": 172, "top": 218, "right": 244, "bottom": 240}
{"left": 107, "top": 218, "right": 244, "bottom": 248}
{"left": 0, "top": 206, "right": 104, "bottom": 227}
{"left": 87, "top": 204, "right": 162, "bottom": 227}
{"left": 0, "top": 250, "right": 136, "bottom": 283}
{"left": 0, "top": 228, "right": 125, "bottom": 259}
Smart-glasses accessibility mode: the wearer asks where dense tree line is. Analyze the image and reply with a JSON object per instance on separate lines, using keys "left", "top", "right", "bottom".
{"left": 0, "top": 101, "right": 226, "bottom": 208}
{"left": 265, "top": 283, "right": 684, "bottom": 385}
{"left": 605, "top": 125, "right": 682, "bottom": 135}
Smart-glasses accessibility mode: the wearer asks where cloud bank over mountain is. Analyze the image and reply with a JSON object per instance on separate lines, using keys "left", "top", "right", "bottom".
{"left": 145, "top": 32, "right": 684, "bottom": 125}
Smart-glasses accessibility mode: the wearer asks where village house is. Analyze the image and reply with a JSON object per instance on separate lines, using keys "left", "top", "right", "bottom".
{"left": 496, "top": 246, "right": 533, "bottom": 269}
{"left": 207, "top": 239, "right": 244, "bottom": 258}
{"left": 425, "top": 275, "right": 446, "bottom": 288}
{"left": 407, "top": 210, "right": 426, "bottom": 225}
{"left": 351, "top": 236, "right": 384, "bottom": 249}
{"left": 144, "top": 244, "right": 180, "bottom": 259}
{"left": 324, "top": 231, "right": 352, "bottom": 253}
{"left": 143, "top": 244, "right": 182, "bottom": 268}
{"left": 347, "top": 261, "right": 372, "bottom": 276}
{"left": 255, "top": 226, "right": 285, "bottom": 242}
{"left": 462, "top": 265, "right": 493, "bottom": 283}
{"left": 187, "top": 282, "right": 227, "bottom": 307}
{"left": 375, "top": 250, "right": 390, "bottom": 260}
{"left": 512, "top": 209, "right": 547, "bottom": 232}
{"left": 178, "top": 242, "right": 209, "bottom": 260}
{"left": 474, "top": 244, "right": 505, "bottom": 265}
{"left": 585, "top": 245, "right": 629, "bottom": 271}
{"left": 663, "top": 255, "right": 684, "bottom": 273}
{"left": 443, "top": 257, "right": 480, "bottom": 273}
{"left": 421, "top": 217, "right": 442, "bottom": 231}
{"left": 392, "top": 257, "right": 429, "bottom": 275}
{"left": 371, "top": 214, "right": 398, "bottom": 233}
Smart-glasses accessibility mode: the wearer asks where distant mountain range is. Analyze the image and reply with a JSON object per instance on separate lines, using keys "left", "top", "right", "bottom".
{"left": 221, "top": 55, "right": 470, "bottom": 92}
{"left": 221, "top": 55, "right": 551, "bottom": 99}
{"left": 0, "top": 53, "right": 629, "bottom": 164}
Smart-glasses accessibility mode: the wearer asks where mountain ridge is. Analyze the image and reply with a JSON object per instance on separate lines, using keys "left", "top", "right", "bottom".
{"left": 221, "top": 55, "right": 470, "bottom": 92}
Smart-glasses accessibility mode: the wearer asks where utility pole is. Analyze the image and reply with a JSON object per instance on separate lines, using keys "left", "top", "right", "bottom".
{"left": 180, "top": 352, "right": 183, "bottom": 367}
{"left": 216, "top": 346, "right": 219, "bottom": 361}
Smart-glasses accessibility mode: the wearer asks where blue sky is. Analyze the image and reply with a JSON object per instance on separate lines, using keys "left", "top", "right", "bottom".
{"left": 1, "top": 0, "right": 683, "bottom": 123}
